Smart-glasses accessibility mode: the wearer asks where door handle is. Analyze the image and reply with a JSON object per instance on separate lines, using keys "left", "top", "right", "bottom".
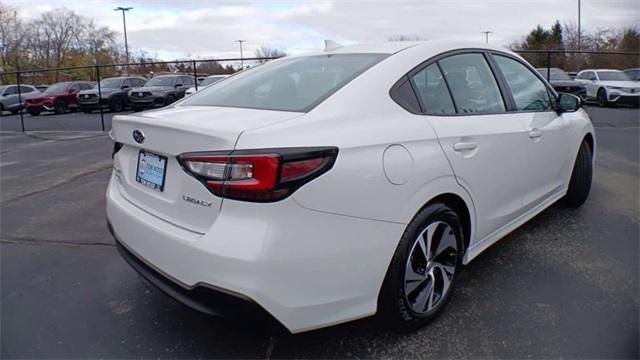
{"left": 453, "top": 142, "right": 478, "bottom": 151}
{"left": 529, "top": 129, "right": 542, "bottom": 139}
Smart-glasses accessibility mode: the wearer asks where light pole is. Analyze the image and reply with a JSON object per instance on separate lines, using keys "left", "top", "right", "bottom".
{"left": 114, "top": 7, "right": 133, "bottom": 65}
{"left": 577, "top": 0, "right": 582, "bottom": 50}
{"left": 482, "top": 30, "right": 493, "bottom": 44}
{"left": 236, "top": 40, "right": 245, "bottom": 69}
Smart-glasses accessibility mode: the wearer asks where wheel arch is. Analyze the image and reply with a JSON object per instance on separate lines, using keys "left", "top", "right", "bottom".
{"left": 422, "top": 193, "right": 472, "bottom": 254}
{"left": 583, "top": 132, "right": 595, "bottom": 156}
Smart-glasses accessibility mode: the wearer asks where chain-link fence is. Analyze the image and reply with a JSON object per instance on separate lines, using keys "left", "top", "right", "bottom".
{"left": 0, "top": 50, "right": 638, "bottom": 132}
{"left": 0, "top": 56, "right": 275, "bottom": 132}
{"left": 514, "top": 49, "right": 640, "bottom": 78}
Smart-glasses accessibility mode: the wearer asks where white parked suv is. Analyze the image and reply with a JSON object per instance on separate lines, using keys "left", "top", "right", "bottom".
{"left": 575, "top": 69, "right": 640, "bottom": 107}
{"left": 107, "top": 41, "right": 595, "bottom": 333}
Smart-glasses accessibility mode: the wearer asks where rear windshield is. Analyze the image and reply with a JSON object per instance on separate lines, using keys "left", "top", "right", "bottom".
{"left": 199, "top": 76, "right": 226, "bottom": 87}
{"left": 182, "top": 54, "right": 387, "bottom": 112}
{"left": 597, "top": 71, "right": 630, "bottom": 81}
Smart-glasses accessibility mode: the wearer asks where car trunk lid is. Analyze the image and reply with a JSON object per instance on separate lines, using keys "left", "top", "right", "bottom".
{"left": 110, "top": 105, "right": 303, "bottom": 233}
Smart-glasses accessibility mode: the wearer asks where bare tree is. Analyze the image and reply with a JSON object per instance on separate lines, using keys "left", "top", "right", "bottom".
{"left": 0, "top": 2, "right": 23, "bottom": 78}
{"left": 254, "top": 46, "right": 287, "bottom": 63}
{"left": 388, "top": 34, "right": 426, "bottom": 41}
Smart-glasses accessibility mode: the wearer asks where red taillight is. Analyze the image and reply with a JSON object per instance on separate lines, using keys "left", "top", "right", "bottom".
{"left": 178, "top": 147, "right": 338, "bottom": 202}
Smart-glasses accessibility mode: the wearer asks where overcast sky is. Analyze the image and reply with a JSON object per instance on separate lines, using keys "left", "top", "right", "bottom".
{"left": 10, "top": 0, "right": 640, "bottom": 60}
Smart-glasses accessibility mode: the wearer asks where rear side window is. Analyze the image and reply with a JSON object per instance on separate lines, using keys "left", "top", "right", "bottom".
{"left": 183, "top": 54, "right": 387, "bottom": 112}
{"left": 493, "top": 55, "right": 553, "bottom": 111}
{"left": 410, "top": 63, "right": 455, "bottom": 115}
{"left": 182, "top": 76, "right": 195, "bottom": 85}
{"left": 438, "top": 53, "right": 505, "bottom": 114}
{"left": 132, "top": 78, "right": 146, "bottom": 87}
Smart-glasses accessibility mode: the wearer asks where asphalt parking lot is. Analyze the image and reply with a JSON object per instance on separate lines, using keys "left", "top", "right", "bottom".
{"left": 1, "top": 105, "right": 638, "bottom": 358}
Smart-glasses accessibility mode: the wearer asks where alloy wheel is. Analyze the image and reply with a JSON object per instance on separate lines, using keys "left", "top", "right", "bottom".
{"left": 404, "top": 221, "right": 458, "bottom": 314}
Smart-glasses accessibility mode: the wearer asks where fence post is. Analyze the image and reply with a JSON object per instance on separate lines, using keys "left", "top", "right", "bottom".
{"left": 193, "top": 60, "right": 198, "bottom": 91}
{"left": 546, "top": 51, "right": 551, "bottom": 80}
{"left": 16, "top": 70, "right": 25, "bottom": 132}
{"left": 96, "top": 65, "right": 105, "bottom": 132}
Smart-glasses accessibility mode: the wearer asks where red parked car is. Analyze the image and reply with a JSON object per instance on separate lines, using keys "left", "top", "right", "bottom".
{"left": 25, "top": 81, "right": 95, "bottom": 115}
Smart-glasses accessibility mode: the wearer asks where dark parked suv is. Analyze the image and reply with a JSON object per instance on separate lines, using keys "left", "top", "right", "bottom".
{"left": 76, "top": 76, "right": 147, "bottom": 113}
{"left": 25, "top": 81, "right": 95, "bottom": 115}
{"left": 536, "top": 67, "right": 587, "bottom": 99}
{"left": 128, "top": 74, "right": 195, "bottom": 111}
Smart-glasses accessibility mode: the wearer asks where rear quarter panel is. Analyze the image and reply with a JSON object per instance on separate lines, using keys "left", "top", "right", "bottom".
{"left": 235, "top": 46, "right": 474, "bottom": 226}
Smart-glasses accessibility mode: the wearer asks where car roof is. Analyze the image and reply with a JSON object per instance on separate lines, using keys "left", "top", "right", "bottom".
{"left": 103, "top": 76, "right": 144, "bottom": 80}
{"left": 297, "top": 40, "right": 519, "bottom": 60}
{"left": 154, "top": 74, "right": 188, "bottom": 77}
{"left": 535, "top": 67, "right": 563, "bottom": 71}
{"left": 581, "top": 69, "right": 623, "bottom": 72}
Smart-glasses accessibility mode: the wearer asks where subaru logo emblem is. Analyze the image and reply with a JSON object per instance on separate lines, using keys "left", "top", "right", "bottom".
{"left": 132, "top": 129, "right": 145, "bottom": 144}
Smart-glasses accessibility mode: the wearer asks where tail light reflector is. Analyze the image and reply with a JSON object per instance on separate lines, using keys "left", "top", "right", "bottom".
{"left": 178, "top": 147, "right": 338, "bottom": 202}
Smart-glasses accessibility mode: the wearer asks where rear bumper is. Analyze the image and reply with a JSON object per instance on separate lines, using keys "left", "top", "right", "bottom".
{"left": 110, "top": 223, "right": 286, "bottom": 332}
{"left": 106, "top": 173, "right": 403, "bottom": 333}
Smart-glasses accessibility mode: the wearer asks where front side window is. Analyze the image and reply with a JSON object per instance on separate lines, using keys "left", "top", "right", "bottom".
{"left": 410, "top": 63, "right": 455, "bottom": 115}
{"left": 199, "top": 76, "right": 226, "bottom": 87}
{"left": 45, "top": 83, "right": 70, "bottom": 93}
{"left": 99, "top": 79, "right": 123, "bottom": 89}
{"left": 4, "top": 86, "right": 17, "bottom": 95}
{"left": 146, "top": 76, "right": 176, "bottom": 87}
{"left": 494, "top": 55, "right": 552, "bottom": 111}
{"left": 537, "top": 68, "right": 572, "bottom": 81}
{"left": 597, "top": 71, "right": 631, "bottom": 81}
{"left": 183, "top": 54, "right": 387, "bottom": 112}
{"left": 19, "top": 86, "right": 34, "bottom": 93}
{"left": 438, "top": 53, "right": 505, "bottom": 114}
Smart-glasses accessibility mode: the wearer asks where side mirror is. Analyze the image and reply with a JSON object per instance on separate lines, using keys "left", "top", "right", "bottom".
{"left": 557, "top": 93, "right": 581, "bottom": 113}
{"left": 121, "top": 85, "right": 130, "bottom": 90}
{"left": 174, "top": 83, "right": 183, "bottom": 88}
{"left": 67, "top": 88, "right": 76, "bottom": 94}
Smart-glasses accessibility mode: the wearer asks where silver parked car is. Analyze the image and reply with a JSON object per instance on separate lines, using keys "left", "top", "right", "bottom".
{"left": 0, "top": 85, "right": 41, "bottom": 114}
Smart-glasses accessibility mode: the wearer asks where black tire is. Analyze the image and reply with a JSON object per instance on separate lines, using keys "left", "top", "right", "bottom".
{"left": 81, "top": 108, "right": 92, "bottom": 114}
{"left": 54, "top": 99, "right": 67, "bottom": 114}
{"left": 10, "top": 110, "right": 19, "bottom": 115}
{"left": 0, "top": 104, "right": 4, "bottom": 116}
{"left": 132, "top": 106, "right": 143, "bottom": 112}
{"left": 562, "top": 140, "right": 593, "bottom": 207}
{"left": 165, "top": 94, "right": 176, "bottom": 105}
{"left": 28, "top": 108, "right": 41, "bottom": 116}
{"left": 109, "top": 96, "right": 124, "bottom": 112}
{"left": 377, "top": 203, "right": 464, "bottom": 332}
{"left": 597, "top": 88, "right": 610, "bottom": 107}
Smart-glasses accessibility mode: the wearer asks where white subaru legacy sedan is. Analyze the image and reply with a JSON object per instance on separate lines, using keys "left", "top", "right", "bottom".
{"left": 107, "top": 41, "right": 594, "bottom": 333}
